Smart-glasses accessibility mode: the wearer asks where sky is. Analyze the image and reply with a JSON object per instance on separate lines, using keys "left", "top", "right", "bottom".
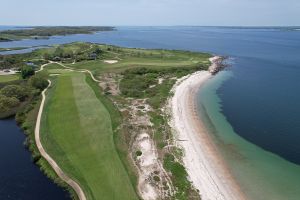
{"left": 1, "top": 0, "right": 300, "bottom": 26}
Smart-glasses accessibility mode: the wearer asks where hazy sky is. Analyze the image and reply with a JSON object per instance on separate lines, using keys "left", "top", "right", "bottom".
{"left": 1, "top": 0, "right": 299, "bottom": 26}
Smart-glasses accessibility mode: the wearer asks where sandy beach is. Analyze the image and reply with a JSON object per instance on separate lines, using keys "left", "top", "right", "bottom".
{"left": 169, "top": 57, "right": 246, "bottom": 200}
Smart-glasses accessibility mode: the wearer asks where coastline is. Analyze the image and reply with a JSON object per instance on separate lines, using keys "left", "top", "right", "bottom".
{"left": 169, "top": 56, "right": 246, "bottom": 200}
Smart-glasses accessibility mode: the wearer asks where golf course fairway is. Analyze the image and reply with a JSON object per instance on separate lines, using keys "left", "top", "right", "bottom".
{"left": 40, "top": 72, "right": 138, "bottom": 200}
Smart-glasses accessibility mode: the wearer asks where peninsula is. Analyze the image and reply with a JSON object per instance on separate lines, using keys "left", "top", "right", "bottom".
{"left": 1, "top": 42, "right": 222, "bottom": 199}
{"left": 0, "top": 26, "right": 114, "bottom": 42}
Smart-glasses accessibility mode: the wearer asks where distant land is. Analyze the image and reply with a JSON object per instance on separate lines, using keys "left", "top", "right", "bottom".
{"left": 0, "top": 26, "right": 115, "bottom": 42}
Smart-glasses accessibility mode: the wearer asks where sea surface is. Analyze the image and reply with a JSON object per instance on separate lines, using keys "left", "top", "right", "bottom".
{"left": 0, "top": 26, "right": 299, "bottom": 199}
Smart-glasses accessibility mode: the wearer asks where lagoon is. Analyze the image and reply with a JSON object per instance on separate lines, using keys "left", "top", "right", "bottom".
{"left": 0, "top": 119, "right": 69, "bottom": 200}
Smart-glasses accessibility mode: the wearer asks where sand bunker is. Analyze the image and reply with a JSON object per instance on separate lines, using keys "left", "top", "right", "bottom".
{"left": 104, "top": 60, "right": 118, "bottom": 64}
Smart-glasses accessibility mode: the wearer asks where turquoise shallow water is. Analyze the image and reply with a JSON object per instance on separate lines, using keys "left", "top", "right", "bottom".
{"left": 198, "top": 71, "right": 300, "bottom": 200}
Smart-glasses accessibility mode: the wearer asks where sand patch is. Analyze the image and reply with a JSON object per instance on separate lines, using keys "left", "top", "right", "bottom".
{"left": 104, "top": 60, "right": 118, "bottom": 64}
{"left": 0, "top": 70, "right": 18, "bottom": 75}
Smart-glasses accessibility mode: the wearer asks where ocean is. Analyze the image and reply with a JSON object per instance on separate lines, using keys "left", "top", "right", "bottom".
{"left": 0, "top": 26, "right": 299, "bottom": 199}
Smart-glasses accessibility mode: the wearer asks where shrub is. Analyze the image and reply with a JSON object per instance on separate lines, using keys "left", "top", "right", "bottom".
{"left": 119, "top": 68, "right": 158, "bottom": 98}
{"left": 0, "top": 94, "right": 20, "bottom": 112}
{"left": 164, "top": 153, "right": 191, "bottom": 199}
{"left": 21, "top": 66, "right": 35, "bottom": 79}
{"left": 29, "top": 74, "right": 48, "bottom": 90}
{"left": 136, "top": 150, "right": 142, "bottom": 157}
{"left": 0, "top": 85, "right": 29, "bottom": 101}
{"left": 153, "top": 175, "right": 160, "bottom": 182}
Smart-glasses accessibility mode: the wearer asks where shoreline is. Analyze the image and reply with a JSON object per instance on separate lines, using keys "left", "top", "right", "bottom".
{"left": 169, "top": 56, "right": 247, "bottom": 200}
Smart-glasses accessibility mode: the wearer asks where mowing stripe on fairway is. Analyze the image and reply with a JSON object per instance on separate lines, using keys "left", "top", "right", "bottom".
{"left": 41, "top": 72, "right": 138, "bottom": 200}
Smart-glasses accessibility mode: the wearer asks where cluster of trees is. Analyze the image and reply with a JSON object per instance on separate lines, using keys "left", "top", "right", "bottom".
{"left": 0, "top": 26, "right": 115, "bottom": 37}
{"left": 0, "top": 54, "right": 25, "bottom": 69}
{"left": 43, "top": 47, "right": 103, "bottom": 62}
{"left": 20, "top": 66, "right": 35, "bottom": 79}
{"left": 29, "top": 74, "right": 48, "bottom": 90}
{"left": 0, "top": 73, "right": 48, "bottom": 117}
{"left": 0, "top": 85, "right": 29, "bottom": 113}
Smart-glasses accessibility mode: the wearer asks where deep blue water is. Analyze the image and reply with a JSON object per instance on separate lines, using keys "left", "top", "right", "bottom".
{"left": 1, "top": 26, "right": 300, "bottom": 197}
{"left": 0, "top": 119, "right": 69, "bottom": 200}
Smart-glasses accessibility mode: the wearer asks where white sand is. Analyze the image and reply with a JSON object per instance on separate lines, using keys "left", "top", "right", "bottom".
{"left": 104, "top": 60, "right": 118, "bottom": 64}
{"left": 136, "top": 133, "right": 158, "bottom": 200}
{"left": 0, "top": 70, "right": 18, "bottom": 75}
{"left": 169, "top": 57, "right": 246, "bottom": 200}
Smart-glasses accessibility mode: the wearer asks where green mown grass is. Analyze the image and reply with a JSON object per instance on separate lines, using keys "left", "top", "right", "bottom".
{"left": 66, "top": 46, "right": 210, "bottom": 75}
{"left": 0, "top": 74, "right": 19, "bottom": 83}
{"left": 85, "top": 75, "right": 139, "bottom": 191}
{"left": 40, "top": 72, "right": 138, "bottom": 200}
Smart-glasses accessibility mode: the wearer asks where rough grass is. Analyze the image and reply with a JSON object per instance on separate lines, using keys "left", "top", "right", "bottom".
{"left": 65, "top": 45, "right": 211, "bottom": 75}
{"left": 40, "top": 72, "right": 138, "bottom": 200}
{"left": 0, "top": 74, "right": 19, "bottom": 83}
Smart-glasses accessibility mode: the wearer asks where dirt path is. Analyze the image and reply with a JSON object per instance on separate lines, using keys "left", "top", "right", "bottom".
{"left": 35, "top": 80, "right": 87, "bottom": 200}
{"left": 34, "top": 59, "right": 102, "bottom": 200}
{"left": 35, "top": 61, "right": 52, "bottom": 73}
{"left": 54, "top": 62, "right": 101, "bottom": 83}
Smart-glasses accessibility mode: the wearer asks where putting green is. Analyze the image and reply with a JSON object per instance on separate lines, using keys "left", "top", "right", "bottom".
{"left": 41, "top": 72, "right": 138, "bottom": 200}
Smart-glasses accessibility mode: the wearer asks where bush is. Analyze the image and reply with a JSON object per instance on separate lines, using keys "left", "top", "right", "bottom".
{"left": 21, "top": 66, "right": 35, "bottom": 79}
{"left": 15, "top": 112, "right": 26, "bottom": 125}
{"left": 163, "top": 153, "right": 191, "bottom": 199}
{"left": 119, "top": 68, "right": 158, "bottom": 98}
{"left": 0, "top": 94, "right": 20, "bottom": 112}
{"left": 153, "top": 175, "right": 160, "bottom": 182}
{"left": 0, "top": 85, "right": 29, "bottom": 101}
{"left": 29, "top": 74, "right": 48, "bottom": 90}
{"left": 136, "top": 150, "right": 142, "bottom": 157}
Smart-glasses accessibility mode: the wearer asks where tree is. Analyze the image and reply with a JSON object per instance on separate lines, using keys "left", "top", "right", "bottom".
{"left": 29, "top": 74, "right": 48, "bottom": 90}
{"left": 54, "top": 47, "right": 64, "bottom": 58}
{"left": 43, "top": 52, "right": 50, "bottom": 60}
{"left": 0, "top": 85, "right": 29, "bottom": 101}
{"left": 21, "top": 66, "right": 35, "bottom": 79}
{"left": 94, "top": 48, "right": 102, "bottom": 55}
{"left": 0, "top": 94, "right": 20, "bottom": 112}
